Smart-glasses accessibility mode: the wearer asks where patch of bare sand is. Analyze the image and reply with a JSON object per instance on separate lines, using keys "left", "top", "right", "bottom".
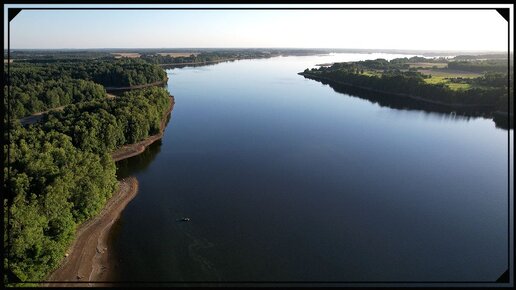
{"left": 45, "top": 177, "right": 138, "bottom": 287}
{"left": 43, "top": 95, "right": 175, "bottom": 287}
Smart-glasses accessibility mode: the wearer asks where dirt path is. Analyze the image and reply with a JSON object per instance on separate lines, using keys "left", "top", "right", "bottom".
{"left": 111, "top": 95, "right": 175, "bottom": 162}
{"left": 19, "top": 105, "right": 66, "bottom": 125}
{"left": 45, "top": 177, "right": 139, "bottom": 287}
{"left": 19, "top": 94, "right": 118, "bottom": 126}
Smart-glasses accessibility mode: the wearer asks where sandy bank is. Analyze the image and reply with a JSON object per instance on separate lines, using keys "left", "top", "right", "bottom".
{"left": 45, "top": 177, "right": 139, "bottom": 287}
{"left": 111, "top": 95, "right": 175, "bottom": 162}
{"left": 44, "top": 96, "right": 175, "bottom": 286}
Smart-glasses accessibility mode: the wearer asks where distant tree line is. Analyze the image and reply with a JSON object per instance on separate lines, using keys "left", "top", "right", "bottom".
{"left": 302, "top": 59, "right": 511, "bottom": 114}
{"left": 5, "top": 58, "right": 167, "bottom": 88}
{"left": 447, "top": 60, "right": 508, "bottom": 73}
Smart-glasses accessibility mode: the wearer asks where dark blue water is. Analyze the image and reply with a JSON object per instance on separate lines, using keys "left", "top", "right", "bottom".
{"left": 112, "top": 53, "right": 512, "bottom": 283}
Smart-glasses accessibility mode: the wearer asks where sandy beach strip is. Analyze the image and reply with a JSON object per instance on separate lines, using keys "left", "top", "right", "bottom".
{"left": 45, "top": 177, "right": 139, "bottom": 287}
{"left": 44, "top": 96, "right": 175, "bottom": 286}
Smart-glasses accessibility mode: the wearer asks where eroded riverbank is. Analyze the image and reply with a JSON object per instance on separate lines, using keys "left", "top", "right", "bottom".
{"left": 45, "top": 177, "right": 138, "bottom": 287}
{"left": 45, "top": 95, "right": 175, "bottom": 286}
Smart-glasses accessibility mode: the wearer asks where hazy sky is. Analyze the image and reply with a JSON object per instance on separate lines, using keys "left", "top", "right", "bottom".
{"left": 3, "top": 5, "right": 512, "bottom": 51}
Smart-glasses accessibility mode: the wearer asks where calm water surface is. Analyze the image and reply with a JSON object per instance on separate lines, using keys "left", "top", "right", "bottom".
{"left": 112, "top": 53, "right": 512, "bottom": 282}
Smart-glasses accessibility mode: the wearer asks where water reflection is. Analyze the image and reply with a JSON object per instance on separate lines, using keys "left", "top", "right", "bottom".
{"left": 111, "top": 54, "right": 509, "bottom": 283}
{"left": 305, "top": 76, "right": 507, "bottom": 128}
{"left": 116, "top": 140, "right": 163, "bottom": 178}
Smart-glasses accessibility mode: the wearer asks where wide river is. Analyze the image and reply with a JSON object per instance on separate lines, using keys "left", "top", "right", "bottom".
{"left": 112, "top": 53, "right": 512, "bottom": 284}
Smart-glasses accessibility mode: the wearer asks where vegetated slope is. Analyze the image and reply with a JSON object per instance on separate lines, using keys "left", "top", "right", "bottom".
{"left": 5, "top": 59, "right": 167, "bottom": 118}
{"left": 4, "top": 72, "right": 171, "bottom": 285}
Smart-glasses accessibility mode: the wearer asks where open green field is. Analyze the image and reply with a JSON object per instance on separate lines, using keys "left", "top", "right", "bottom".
{"left": 418, "top": 69, "right": 482, "bottom": 91}
{"left": 409, "top": 62, "right": 448, "bottom": 69}
{"left": 353, "top": 67, "right": 484, "bottom": 91}
{"left": 359, "top": 69, "right": 382, "bottom": 77}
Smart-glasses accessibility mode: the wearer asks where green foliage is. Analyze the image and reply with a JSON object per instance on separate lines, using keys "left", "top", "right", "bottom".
{"left": 40, "top": 87, "right": 171, "bottom": 155}
{"left": 4, "top": 125, "right": 117, "bottom": 282}
{"left": 303, "top": 58, "right": 510, "bottom": 113}
{"left": 4, "top": 60, "right": 170, "bottom": 284}
{"left": 7, "top": 79, "right": 106, "bottom": 118}
{"left": 6, "top": 58, "right": 167, "bottom": 90}
{"left": 5, "top": 59, "right": 167, "bottom": 119}
{"left": 447, "top": 60, "right": 508, "bottom": 73}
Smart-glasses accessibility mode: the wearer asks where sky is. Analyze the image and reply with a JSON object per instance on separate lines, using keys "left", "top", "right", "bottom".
{"left": 3, "top": 5, "right": 512, "bottom": 52}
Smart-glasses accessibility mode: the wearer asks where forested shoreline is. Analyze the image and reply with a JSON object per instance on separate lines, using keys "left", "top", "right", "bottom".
{"left": 5, "top": 59, "right": 167, "bottom": 118}
{"left": 3, "top": 58, "right": 172, "bottom": 284}
{"left": 301, "top": 57, "right": 513, "bottom": 128}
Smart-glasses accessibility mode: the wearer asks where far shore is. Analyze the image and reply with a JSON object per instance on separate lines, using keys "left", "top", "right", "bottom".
{"left": 158, "top": 58, "right": 238, "bottom": 68}
{"left": 299, "top": 72, "right": 497, "bottom": 110}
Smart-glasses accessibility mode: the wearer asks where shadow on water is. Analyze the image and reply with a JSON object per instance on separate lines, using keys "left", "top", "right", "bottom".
{"left": 307, "top": 76, "right": 513, "bottom": 130}
{"left": 115, "top": 139, "right": 163, "bottom": 179}
{"left": 115, "top": 110, "right": 173, "bottom": 179}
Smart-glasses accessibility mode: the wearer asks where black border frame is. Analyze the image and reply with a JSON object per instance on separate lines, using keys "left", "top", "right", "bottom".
{"left": 1, "top": 2, "right": 513, "bottom": 288}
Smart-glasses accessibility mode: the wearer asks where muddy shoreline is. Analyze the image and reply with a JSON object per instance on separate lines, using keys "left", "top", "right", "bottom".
{"left": 45, "top": 177, "right": 138, "bottom": 287}
{"left": 45, "top": 95, "right": 175, "bottom": 286}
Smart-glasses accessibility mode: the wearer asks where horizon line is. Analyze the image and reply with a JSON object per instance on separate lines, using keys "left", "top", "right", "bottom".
{"left": 3, "top": 47, "right": 510, "bottom": 53}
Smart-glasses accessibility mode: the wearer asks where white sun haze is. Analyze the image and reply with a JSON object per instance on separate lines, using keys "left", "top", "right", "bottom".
{"left": 5, "top": 9, "right": 509, "bottom": 51}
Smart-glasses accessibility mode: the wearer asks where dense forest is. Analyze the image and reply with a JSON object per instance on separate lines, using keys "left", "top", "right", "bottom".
{"left": 6, "top": 79, "right": 106, "bottom": 118}
{"left": 301, "top": 57, "right": 512, "bottom": 115}
{"left": 6, "top": 58, "right": 167, "bottom": 88}
{"left": 4, "top": 87, "right": 171, "bottom": 284}
{"left": 4, "top": 59, "right": 167, "bottom": 118}
{"left": 139, "top": 49, "right": 325, "bottom": 65}
{"left": 41, "top": 87, "right": 171, "bottom": 155}
{"left": 447, "top": 60, "right": 508, "bottom": 73}
{"left": 141, "top": 50, "right": 280, "bottom": 65}
{"left": 5, "top": 125, "right": 118, "bottom": 282}
{"left": 4, "top": 53, "right": 172, "bottom": 285}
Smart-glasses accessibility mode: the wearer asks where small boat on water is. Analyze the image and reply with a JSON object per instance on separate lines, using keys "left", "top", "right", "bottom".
{"left": 177, "top": 217, "right": 191, "bottom": 222}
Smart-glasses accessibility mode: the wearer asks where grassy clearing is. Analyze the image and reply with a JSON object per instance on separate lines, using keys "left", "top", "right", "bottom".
{"left": 418, "top": 69, "right": 481, "bottom": 91}
{"left": 360, "top": 70, "right": 382, "bottom": 77}
{"left": 418, "top": 69, "right": 482, "bottom": 78}
{"left": 409, "top": 62, "right": 448, "bottom": 69}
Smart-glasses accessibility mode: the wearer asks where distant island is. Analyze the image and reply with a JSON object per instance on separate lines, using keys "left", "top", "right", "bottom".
{"left": 299, "top": 55, "right": 513, "bottom": 129}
